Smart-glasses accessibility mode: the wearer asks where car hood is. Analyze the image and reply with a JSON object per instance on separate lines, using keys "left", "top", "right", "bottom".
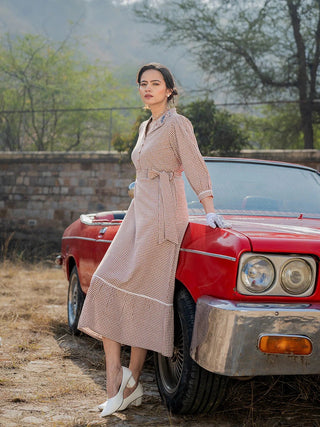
{"left": 191, "top": 215, "right": 320, "bottom": 253}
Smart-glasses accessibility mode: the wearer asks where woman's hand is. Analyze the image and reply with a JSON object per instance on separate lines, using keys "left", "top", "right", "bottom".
{"left": 201, "top": 196, "right": 232, "bottom": 229}
{"left": 206, "top": 212, "right": 232, "bottom": 229}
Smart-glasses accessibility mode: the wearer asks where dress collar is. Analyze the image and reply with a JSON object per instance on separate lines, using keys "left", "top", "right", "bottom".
{"left": 146, "top": 108, "right": 176, "bottom": 133}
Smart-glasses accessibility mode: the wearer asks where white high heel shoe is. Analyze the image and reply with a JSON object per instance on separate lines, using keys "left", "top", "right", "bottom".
{"left": 118, "top": 382, "right": 143, "bottom": 411}
{"left": 98, "top": 372, "right": 135, "bottom": 411}
{"left": 100, "top": 366, "right": 133, "bottom": 417}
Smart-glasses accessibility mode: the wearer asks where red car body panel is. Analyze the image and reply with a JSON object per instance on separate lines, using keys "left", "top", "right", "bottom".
{"left": 62, "top": 214, "right": 320, "bottom": 303}
{"left": 62, "top": 219, "right": 118, "bottom": 293}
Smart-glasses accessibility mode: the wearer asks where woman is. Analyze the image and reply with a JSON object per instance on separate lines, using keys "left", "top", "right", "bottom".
{"left": 78, "top": 63, "right": 227, "bottom": 417}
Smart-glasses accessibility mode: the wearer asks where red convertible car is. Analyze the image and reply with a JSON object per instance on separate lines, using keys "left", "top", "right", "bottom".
{"left": 58, "top": 158, "right": 320, "bottom": 415}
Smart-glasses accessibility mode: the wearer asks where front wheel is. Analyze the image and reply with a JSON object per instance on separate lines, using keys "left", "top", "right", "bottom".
{"left": 154, "top": 286, "right": 227, "bottom": 414}
{"left": 67, "top": 266, "right": 85, "bottom": 335}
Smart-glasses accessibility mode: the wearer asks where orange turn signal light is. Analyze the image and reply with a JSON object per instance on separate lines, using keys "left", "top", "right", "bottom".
{"left": 258, "top": 334, "right": 312, "bottom": 356}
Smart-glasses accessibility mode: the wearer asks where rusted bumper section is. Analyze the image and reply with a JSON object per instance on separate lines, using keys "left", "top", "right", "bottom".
{"left": 190, "top": 297, "right": 320, "bottom": 376}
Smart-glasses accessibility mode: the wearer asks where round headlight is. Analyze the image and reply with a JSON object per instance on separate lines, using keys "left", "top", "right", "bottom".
{"left": 241, "top": 256, "right": 275, "bottom": 293}
{"left": 281, "top": 259, "right": 313, "bottom": 295}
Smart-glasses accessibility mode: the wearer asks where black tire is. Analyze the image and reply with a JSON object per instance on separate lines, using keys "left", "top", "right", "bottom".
{"left": 154, "top": 285, "right": 228, "bottom": 415}
{"left": 67, "top": 266, "right": 85, "bottom": 335}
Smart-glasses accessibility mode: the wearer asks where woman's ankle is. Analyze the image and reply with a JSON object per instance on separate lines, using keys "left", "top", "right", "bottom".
{"left": 106, "top": 365, "right": 122, "bottom": 398}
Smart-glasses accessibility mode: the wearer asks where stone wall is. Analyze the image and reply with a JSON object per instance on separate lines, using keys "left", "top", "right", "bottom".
{"left": 1, "top": 149, "right": 320, "bottom": 259}
{"left": 0, "top": 151, "right": 135, "bottom": 259}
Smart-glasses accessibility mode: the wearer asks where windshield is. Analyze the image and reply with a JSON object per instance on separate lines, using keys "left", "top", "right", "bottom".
{"left": 184, "top": 161, "right": 320, "bottom": 218}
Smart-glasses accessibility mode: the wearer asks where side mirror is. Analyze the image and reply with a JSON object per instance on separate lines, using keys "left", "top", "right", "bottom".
{"left": 128, "top": 181, "right": 135, "bottom": 199}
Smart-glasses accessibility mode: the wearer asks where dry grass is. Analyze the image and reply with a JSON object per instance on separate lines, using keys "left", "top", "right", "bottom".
{"left": 0, "top": 261, "right": 107, "bottom": 425}
{"left": 2, "top": 261, "right": 320, "bottom": 426}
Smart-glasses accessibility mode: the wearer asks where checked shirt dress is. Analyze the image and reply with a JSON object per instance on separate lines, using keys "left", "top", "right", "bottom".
{"left": 78, "top": 108, "right": 213, "bottom": 357}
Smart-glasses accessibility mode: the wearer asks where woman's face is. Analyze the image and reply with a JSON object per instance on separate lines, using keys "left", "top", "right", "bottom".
{"left": 139, "top": 69, "right": 172, "bottom": 109}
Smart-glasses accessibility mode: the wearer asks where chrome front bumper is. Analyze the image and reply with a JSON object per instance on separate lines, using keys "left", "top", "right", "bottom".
{"left": 190, "top": 297, "right": 320, "bottom": 376}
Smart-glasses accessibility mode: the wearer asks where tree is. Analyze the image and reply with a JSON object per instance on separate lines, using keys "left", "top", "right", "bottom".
{"left": 180, "top": 99, "right": 248, "bottom": 155}
{"left": 0, "top": 33, "right": 139, "bottom": 151}
{"left": 113, "top": 109, "right": 150, "bottom": 154}
{"left": 241, "top": 104, "right": 306, "bottom": 149}
{"left": 135, "top": 0, "right": 320, "bottom": 149}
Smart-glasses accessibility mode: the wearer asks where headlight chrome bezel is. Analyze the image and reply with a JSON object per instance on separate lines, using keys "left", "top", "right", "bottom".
{"left": 237, "top": 253, "right": 316, "bottom": 297}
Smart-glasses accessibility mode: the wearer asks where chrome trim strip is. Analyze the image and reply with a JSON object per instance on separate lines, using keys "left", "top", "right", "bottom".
{"left": 81, "top": 220, "right": 121, "bottom": 226}
{"left": 62, "top": 236, "right": 112, "bottom": 243}
{"left": 180, "top": 248, "right": 236, "bottom": 262}
{"left": 63, "top": 238, "right": 236, "bottom": 259}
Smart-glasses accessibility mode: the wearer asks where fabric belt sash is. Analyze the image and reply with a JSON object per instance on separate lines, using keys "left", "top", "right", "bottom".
{"left": 137, "top": 169, "right": 181, "bottom": 245}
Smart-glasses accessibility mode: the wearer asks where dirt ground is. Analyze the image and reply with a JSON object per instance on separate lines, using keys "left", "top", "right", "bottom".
{"left": 2, "top": 262, "right": 320, "bottom": 427}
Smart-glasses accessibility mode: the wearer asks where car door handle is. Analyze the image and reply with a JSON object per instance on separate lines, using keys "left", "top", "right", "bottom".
{"left": 98, "top": 227, "right": 107, "bottom": 236}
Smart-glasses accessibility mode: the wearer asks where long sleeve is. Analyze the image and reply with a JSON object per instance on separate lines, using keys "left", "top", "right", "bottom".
{"left": 169, "top": 115, "right": 213, "bottom": 201}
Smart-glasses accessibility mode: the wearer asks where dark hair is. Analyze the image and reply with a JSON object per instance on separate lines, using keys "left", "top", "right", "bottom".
{"left": 137, "top": 63, "right": 178, "bottom": 102}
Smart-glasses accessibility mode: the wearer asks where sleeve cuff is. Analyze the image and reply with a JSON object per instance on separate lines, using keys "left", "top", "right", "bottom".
{"left": 198, "top": 190, "right": 213, "bottom": 201}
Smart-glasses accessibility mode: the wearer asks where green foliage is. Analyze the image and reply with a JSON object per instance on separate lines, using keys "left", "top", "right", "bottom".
{"left": 239, "top": 104, "right": 320, "bottom": 150}
{"left": 113, "top": 100, "right": 248, "bottom": 156}
{"left": 113, "top": 109, "right": 150, "bottom": 155}
{"left": 180, "top": 99, "right": 249, "bottom": 156}
{"left": 112, "top": 133, "right": 127, "bottom": 153}
{"left": 241, "top": 104, "right": 305, "bottom": 149}
{"left": 0, "top": 33, "right": 139, "bottom": 151}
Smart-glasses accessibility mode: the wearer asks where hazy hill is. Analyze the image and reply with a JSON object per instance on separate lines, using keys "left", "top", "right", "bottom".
{"left": 0, "top": 0, "right": 203, "bottom": 94}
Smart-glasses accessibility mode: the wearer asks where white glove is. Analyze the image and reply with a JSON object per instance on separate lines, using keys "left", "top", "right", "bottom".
{"left": 206, "top": 213, "right": 231, "bottom": 229}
